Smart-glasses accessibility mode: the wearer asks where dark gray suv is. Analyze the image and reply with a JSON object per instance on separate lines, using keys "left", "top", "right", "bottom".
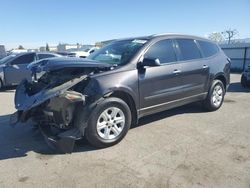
{"left": 12, "top": 34, "right": 230, "bottom": 152}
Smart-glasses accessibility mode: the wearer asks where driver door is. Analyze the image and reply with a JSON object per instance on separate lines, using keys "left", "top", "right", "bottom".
{"left": 139, "top": 39, "right": 184, "bottom": 116}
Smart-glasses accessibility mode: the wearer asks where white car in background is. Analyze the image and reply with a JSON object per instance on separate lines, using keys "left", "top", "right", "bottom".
{"left": 69, "top": 47, "right": 99, "bottom": 58}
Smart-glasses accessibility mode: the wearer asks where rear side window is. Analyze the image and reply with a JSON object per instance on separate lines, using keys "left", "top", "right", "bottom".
{"left": 38, "top": 54, "right": 56, "bottom": 59}
{"left": 11, "top": 53, "right": 35, "bottom": 65}
{"left": 198, "top": 40, "right": 219, "bottom": 57}
{"left": 144, "top": 39, "right": 176, "bottom": 64}
{"left": 176, "top": 39, "right": 201, "bottom": 61}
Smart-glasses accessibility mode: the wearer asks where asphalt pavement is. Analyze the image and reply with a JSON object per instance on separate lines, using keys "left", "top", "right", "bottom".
{"left": 0, "top": 74, "right": 249, "bottom": 188}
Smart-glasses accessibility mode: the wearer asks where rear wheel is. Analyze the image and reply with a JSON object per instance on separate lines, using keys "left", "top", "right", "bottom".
{"left": 203, "top": 80, "right": 225, "bottom": 111}
{"left": 85, "top": 97, "right": 132, "bottom": 148}
{"left": 0, "top": 79, "right": 3, "bottom": 90}
{"left": 241, "top": 74, "right": 248, "bottom": 87}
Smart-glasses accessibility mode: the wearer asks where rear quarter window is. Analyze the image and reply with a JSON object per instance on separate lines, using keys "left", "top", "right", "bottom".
{"left": 176, "top": 39, "right": 201, "bottom": 61}
{"left": 198, "top": 40, "right": 219, "bottom": 57}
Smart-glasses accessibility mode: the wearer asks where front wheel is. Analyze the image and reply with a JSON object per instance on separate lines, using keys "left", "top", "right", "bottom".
{"left": 85, "top": 97, "right": 132, "bottom": 148}
{"left": 203, "top": 80, "right": 225, "bottom": 111}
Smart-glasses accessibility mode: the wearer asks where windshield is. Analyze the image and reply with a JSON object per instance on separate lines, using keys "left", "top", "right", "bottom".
{"left": 87, "top": 39, "right": 148, "bottom": 65}
{"left": 0, "top": 55, "right": 16, "bottom": 64}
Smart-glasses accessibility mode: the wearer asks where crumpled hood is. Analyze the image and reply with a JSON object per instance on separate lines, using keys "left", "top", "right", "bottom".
{"left": 15, "top": 57, "right": 113, "bottom": 111}
{"left": 27, "top": 57, "right": 113, "bottom": 73}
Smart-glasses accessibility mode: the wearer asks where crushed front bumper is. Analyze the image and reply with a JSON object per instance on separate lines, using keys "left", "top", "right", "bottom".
{"left": 11, "top": 77, "right": 88, "bottom": 153}
{"left": 10, "top": 111, "right": 82, "bottom": 153}
{"left": 39, "top": 125, "right": 82, "bottom": 153}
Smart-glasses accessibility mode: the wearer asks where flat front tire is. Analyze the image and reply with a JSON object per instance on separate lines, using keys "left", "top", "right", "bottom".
{"left": 203, "top": 80, "right": 225, "bottom": 111}
{"left": 85, "top": 97, "right": 132, "bottom": 148}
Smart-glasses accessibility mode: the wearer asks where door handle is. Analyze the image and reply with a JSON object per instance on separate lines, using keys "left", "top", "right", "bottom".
{"left": 203, "top": 65, "right": 209, "bottom": 69}
{"left": 173, "top": 69, "right": 182, "bottom": 74}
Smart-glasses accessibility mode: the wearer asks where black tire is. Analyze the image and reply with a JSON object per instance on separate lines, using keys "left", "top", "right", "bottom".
{"left": 241, "top": 74, "right": 248, "bottom": 88}
{"left": 203, "top": 80, "right": 225, "bottom": 111}
{"left": 85, "top": 97, "right": 132, "bottom": 148}
{"left": 0, "top": 79, "right": 3, "bottom": 91}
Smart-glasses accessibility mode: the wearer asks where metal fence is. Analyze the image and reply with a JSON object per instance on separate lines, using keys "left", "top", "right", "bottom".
{"left": 221, "top": 44, "right": 250, "bottom": 72}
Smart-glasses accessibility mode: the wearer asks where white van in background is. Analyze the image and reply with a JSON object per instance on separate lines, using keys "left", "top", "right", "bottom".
{"left": 9, "top": 49, "right": 28, "bottom": 55}
{"left": 69, "top": 47, "right": 99, "bottom": 58}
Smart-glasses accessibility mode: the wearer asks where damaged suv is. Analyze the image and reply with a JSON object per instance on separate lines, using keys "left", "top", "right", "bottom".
{"left": 12, "top": 34, "right": 230, "bottom": 152}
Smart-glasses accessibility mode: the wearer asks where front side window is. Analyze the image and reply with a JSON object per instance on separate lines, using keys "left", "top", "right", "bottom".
{"left": 176, "top": 39, "right": 201, "bottom": 61}
{"left": 88, "top": 39, "right": 148, "bottom": 65}
{"left": 144, "top": 39, "right": 176, "bottom": 64}
{"left": 11, "top": 53, "right": 35, "bottom": 65}
{"left": 198, "top": 40, "right": 219, "bottom": 57}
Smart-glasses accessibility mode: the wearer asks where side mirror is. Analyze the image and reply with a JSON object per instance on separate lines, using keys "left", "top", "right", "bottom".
{"left": 140, "top": 58, "right": 161, "bottom": 68}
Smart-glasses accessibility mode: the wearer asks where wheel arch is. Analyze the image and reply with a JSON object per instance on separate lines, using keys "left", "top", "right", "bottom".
{"left": 214, "top": 73, "right": 227, "bottom": 90}
{"left": 108, "top": 90, "right": 138, "bottom": 127}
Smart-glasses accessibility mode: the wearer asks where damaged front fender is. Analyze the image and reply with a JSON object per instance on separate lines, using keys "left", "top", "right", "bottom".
{"left": 15, "top": 74, "right": 88, "bottom": 112}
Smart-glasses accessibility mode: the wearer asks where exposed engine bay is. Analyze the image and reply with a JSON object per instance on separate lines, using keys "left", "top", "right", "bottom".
{"left": 11, "top": 57, "right": 113, "bottom": 153}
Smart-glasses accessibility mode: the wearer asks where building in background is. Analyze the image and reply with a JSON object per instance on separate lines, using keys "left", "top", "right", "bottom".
{"left": 220, "top": 43, "right": 250, "bottom": 72}
{"left": 49, "top": 46, "right": 57, "bottom": 52}
{"left": 95, "top": 39, "right": 114, "bottom": 47}
{"left": 39, "top": 46, "right": 46, "bottom": 52}
{"left": 57, "top": 43, "right": 82, "bottom": 52}
{"left": 39, "top": 45, "right": 57, "bottom": 52}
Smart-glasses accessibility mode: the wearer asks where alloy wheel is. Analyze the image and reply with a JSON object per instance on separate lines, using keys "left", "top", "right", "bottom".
{"left": 212, "top": 85, "right": 223, "bottom": 107}
{"left": 96, "top": 107, "right": 125, "bottom": 140}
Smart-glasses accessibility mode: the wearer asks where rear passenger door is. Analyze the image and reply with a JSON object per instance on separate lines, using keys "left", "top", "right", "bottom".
{"left": 139, "top": 39, "right": 183, "bottom": 115}
{"left": 175, "top": 39, "right": 209, "bottom": 97}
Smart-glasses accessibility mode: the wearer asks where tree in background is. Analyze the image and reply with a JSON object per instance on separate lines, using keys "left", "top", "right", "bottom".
{"left": 222, "top": 29, "right": 238, "bottom": 44}
{"left": 18, "top": 45, "right": 24, "bottom": 49}
{"left": 208, "top": 32, "right": 224, "bottom": 43}
{"left": 46, "top": 43, "right": 50, "bottom": 51}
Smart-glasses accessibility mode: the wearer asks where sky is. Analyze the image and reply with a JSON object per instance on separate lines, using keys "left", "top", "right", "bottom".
{"left": 0, "top": 0, "right": 250, "bottom": 50}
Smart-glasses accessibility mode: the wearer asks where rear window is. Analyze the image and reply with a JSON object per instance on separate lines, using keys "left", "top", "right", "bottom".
{"left": 198, "top": 40, "right": 219, "bottom": 57}
{"left": 176, "top": 39, "right": 201, "bottom": 61}
{"left": 38, "top": 54, "right": 56, "bottom": 59}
